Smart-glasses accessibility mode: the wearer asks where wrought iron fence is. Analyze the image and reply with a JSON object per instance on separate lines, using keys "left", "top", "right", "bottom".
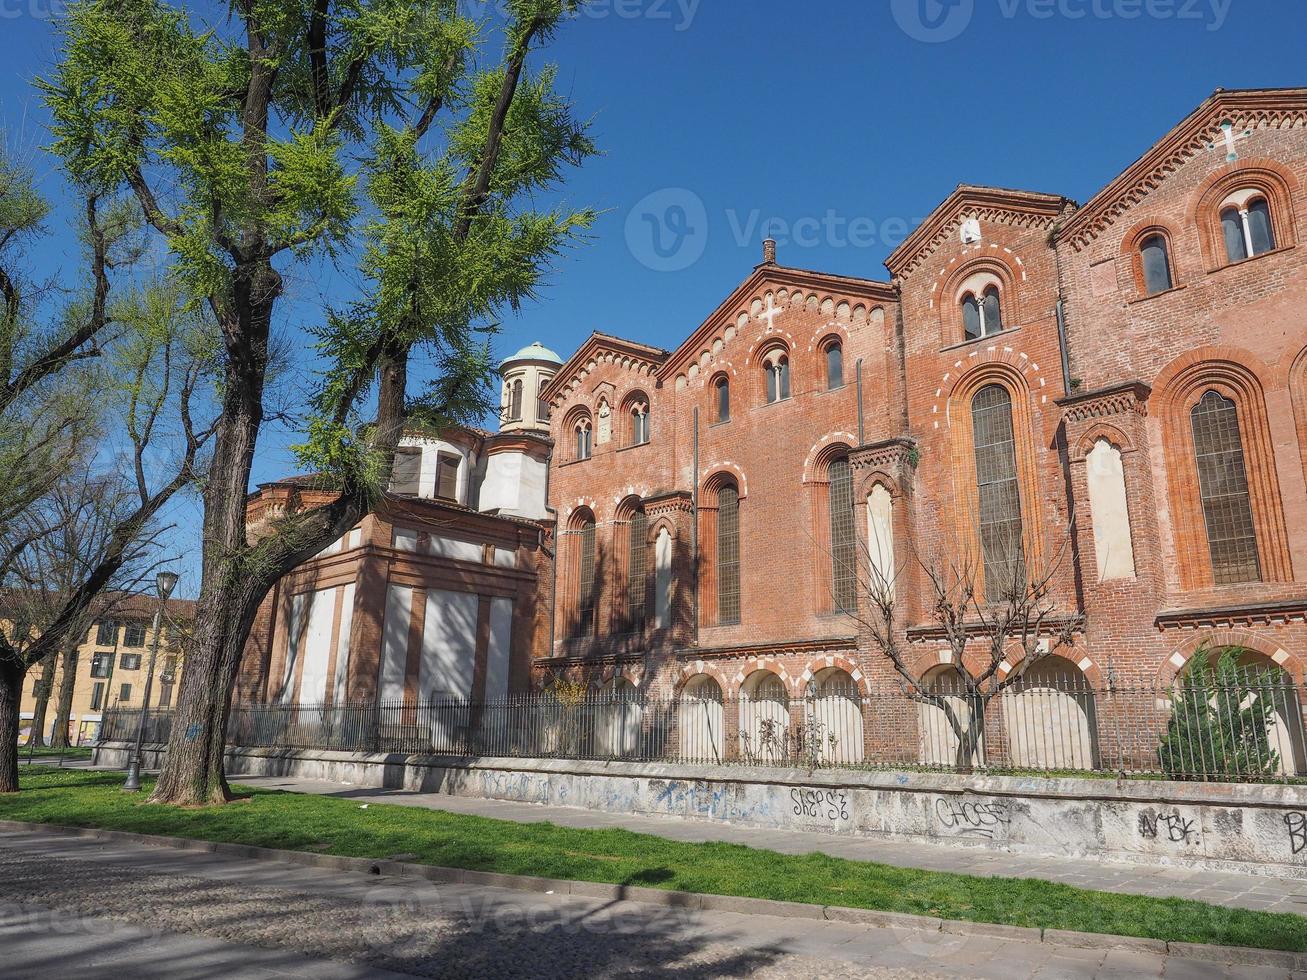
{"left": 97, "top": 666, "right": 1307, "bottom": 783}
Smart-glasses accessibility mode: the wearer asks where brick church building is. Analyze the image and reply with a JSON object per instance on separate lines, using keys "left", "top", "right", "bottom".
{"left": 240, "top": 87, "right": 1307, "bottom": 771}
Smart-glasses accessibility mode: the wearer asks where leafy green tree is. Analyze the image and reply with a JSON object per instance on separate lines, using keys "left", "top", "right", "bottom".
{"left": 42, "top": 0, "right": 596, "bottom": 803}
{"left": 1159, "top": 646, "right": 1282, "bottom": 781}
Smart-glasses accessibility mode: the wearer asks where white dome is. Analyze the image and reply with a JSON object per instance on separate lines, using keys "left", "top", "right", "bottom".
{"left": 500, "top": 341, "right": 563, "bottom": 370}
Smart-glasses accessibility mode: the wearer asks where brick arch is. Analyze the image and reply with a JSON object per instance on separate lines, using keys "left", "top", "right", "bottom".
{"left": 936, "top": 252, "right": 1024, "bottom": 345}
{"left": 613, "top": 492, "right": 648, "bottom": 521}
{"left": 700, "top": 464, "right": 748, "bottom": 500}
{"left": 1287, "top": 345, "right": 1307, "bottom": 491}
{"left": 673, "top": 661, "right": 731, "bottom": 697}
{"left": 855, "top": 468, "right": 903, "bottom": 501}
{"left": 647, "top": 514, "right": 680, "bottom": 541}
{"left": 733, "top": 659, "right": 797, "bottom": 698}
{"left": 804, "top": 321, "right": 850, "bottom": 356}
{"left": 997, "top": 644, "right": 1103, "bottom": 687}
{"left": 1118, "top": 215, "right": 1185, "bottom": 296}
{"left": 945, "top": 358, "right": 1048, "bottom": 591}
{"left": 1073, "top": 420, "right": 1136, "bottom": 461}
{"left": 1152, "top": 347, "right": 1292, "bottom": 588}
{"left": 1188, "top": 158, "right": 1299, "bottom": 271}
{"left": 801, "top": 433, "right": 859, "bottom": 483}
{"left": 799, "top": 655, "right": 870, "bottom": 698}
{"left": 909, "top": 646, "right": 967, "bottom": 681}
{"left": 1157, "top": 629, "right": 1305, "bottom": 686}
{"left": 597, "top": 664, "right": 644, "bottom": 689}
{"left": 563, "top": 500, "right": 599, "bottom": 529}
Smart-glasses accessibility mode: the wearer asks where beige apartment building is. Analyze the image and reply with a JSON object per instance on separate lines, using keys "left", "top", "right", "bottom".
{"left": 13, "top": 595, "right": 194, "bottom": 745}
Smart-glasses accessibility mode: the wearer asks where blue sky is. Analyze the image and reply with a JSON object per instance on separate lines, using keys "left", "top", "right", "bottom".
{"left": 0, "top": 0, "right": 1301, "bottom": 594}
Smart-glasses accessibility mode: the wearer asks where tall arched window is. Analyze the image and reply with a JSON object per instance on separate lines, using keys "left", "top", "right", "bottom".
{"left": 972, "top": 384, "right": 1024, "bottom": 596}
{"left": 825, "top": 341, "right": 844, "bottom": 390}
{"left": 573, "top": 513, "right": 597, "bottom": 637}
{"left": 764, "top": 351, "right": 790, "bottom": 404}
{"left": 507, "top": 379, "right": 523, "bottom": 421}
{"left": 714, "top": 376, "right": 730, "bottom": 422}
{"left": 626, "top": 509, "right": 647, "bottom": 633}
{"left": 1140, "top": 234, "right": 1174, "bottom": 295}
{"left": 962, "top": 287, "right": 1002, "bottom": 340}
{"left": 574, "top": 418, "right": 592, "bottom": 461}
{"left": 828, "top": 455, "right": 856, "bottom": 611}
{"left": 717, "top": 483, "right": 741, "bottom": 625}
{"left": 1191, "top": 390, "right": 1262, "bottom": 584}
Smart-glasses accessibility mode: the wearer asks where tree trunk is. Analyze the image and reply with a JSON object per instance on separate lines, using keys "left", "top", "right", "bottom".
{"left": 0, "top": 656, "right": 25, "bottom": 793}
{"left": 49, "top": 644, "right": 80, "bottom": 750}
{"left": 27, "top": 651, "right": 58, "bottom": 748}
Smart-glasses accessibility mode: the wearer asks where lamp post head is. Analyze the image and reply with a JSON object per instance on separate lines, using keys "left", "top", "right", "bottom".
{"left": 156, "top": 571, "right": 179, "bottom": 601}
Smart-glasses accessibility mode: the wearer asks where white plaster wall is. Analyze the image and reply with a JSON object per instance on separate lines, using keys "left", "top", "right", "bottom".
{"left": 654, "top": 528, "right": 672, "bottom": 630}
{"left": 298, "top": 588, "right": 337, "bottom": 706}
{"left": 480, "top": 452, "right": 549, "bottom": 519}
{"left": 867, "top": 485, "right": 895, "bottom": 596}
{"left": 419, "top": 589, "right": 479, "bottom": 702}
{"left": 332, "top": 583, "right": 355, "bottom": 705}
{"left": 279, "top": 594, "right": 307, "bottom": 705}
{"left": 396, "top": 434, "right": 475, "bottom": 505}
{"left": 379, "top": 585, "right": 414, "bottom": 703}
{"left": 1086, "top": 439, "right": 1136, "bottom": 581}
{"left": 485, "top": 597, "right": 513, "bottom": 701}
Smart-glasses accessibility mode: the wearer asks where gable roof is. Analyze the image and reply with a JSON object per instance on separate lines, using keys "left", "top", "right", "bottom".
{"left": 884, "top": 184, "right": 1072, "bottom": 280}
{"left": 540, "top": 332, "right": 669, "bottom": 405}
{"left": 656, "top": 263, "right": 895, "bottom": 382}
{"left": 1057, "top": 87, "right": 1307, "bottom": 250}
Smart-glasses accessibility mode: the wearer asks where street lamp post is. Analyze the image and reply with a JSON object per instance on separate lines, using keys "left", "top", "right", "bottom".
{"left": 123, "top": 571, "right": 179, "bottom": 792}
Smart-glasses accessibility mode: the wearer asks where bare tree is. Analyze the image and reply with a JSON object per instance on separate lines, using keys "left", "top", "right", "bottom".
{"left": 838, "top": 517, "right": 1084, "bottom": 769}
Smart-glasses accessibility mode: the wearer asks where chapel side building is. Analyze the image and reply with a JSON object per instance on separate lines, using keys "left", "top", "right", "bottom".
{"left": 236, "top": 343, "right": 561, "bottom": 708}
{"left": 538, "top": 88, "right": 1307, "bottom": 768}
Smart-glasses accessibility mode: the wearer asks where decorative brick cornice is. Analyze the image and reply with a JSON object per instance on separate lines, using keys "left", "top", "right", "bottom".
{"left": 885, "top": 185, "right": 1071, "bottom": 280}
{"left": 849, "top": 436, "right": 918, "bottom": 472}
{"left": 906, "top": 613, "right": 1084, "bottom": 644}
{"left": 1055, "top": 380, "right": 1151, "bottom": 423}
{"left": 1156, "top": 597, "right": 1307, "bottom": 632}
{"left": 643, "top": 489, "right": 693, "bottom": 518}
{"left": 542, "top": 332, "right": 668, "bottom": 408}
{"left": 1059, "top": 88, "right": 1307, "bottom": 251}
{"left": 675, "top": 635, "right": 858, "bottom": 660}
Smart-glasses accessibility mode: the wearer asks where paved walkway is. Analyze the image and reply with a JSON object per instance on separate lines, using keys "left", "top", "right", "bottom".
{"left": 0, "top": 827, "right": 1293, "bottom": 978}
{"left": 230, "top": 771, "right": 1307, "bottom": 916}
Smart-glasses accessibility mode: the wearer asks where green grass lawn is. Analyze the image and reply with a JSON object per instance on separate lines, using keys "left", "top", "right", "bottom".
{"left": 1, "top": 766, "right": 1303, "bottom": 952}
{"left": 16, "top": 745, "right": 93, "bottom": 760}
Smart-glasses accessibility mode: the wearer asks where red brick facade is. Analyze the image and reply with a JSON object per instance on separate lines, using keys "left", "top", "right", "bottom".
{"left": 538, "top": 88, "right": 1307, "bottom": 714}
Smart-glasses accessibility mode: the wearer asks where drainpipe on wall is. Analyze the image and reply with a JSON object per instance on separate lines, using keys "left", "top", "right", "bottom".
{"left": 1055, "top": 298, "right": 1072, "bottom": 397}
{"left": 691, "top": 406, "right": 700, "bottom": 647}
{"left": 543, "top": 449, "right": 558, "bottom": 662}
{"left": 855, "top": 358, "right": 865, "bottom": 445}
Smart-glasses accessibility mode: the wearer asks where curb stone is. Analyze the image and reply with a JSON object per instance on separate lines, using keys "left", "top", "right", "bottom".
{"left": 0, "top": 819, "right": 1302, "bottom": 968}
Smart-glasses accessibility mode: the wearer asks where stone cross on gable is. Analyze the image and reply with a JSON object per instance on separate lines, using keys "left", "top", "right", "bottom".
{"left": 759, "top": 296, "right": 784, "bottom": 330}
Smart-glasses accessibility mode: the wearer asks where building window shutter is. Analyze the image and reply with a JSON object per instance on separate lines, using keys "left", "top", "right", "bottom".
{"left": 435, "top": 453, "right": 460, "bottom": 501}
{"left": 1191, "top": 390, "right": 1262, "bottom": 584}
{"left": 389, "top": 448, "right": 421, "bottom": 495}
{"left": 972, "top": 384, "right": 1024, "bottom": 597}
{"left": 717, "top": 485, "right": 741, "bottom": 625}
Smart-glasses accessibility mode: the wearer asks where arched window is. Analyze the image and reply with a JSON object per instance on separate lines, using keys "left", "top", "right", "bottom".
{"left": 763, "top": 350, "right": 790, "bottom": 404}
{"left": 573, "top": 513, "right": 597, "bottom": 637}
{"left": 1139, "top": 234, "right": 1174, "bottom": 295}
{"left": 629, "top": 401, "right": 650, "bottom": 445}
{"left": 962, "top": 288, "right": 1002, "bottom": 340}
{"left": 972, "top": 384, "right": 1024, "bottom": 597}
{"left": 1222, "top": 195, "right": 1277, "bottom": 263}
{"left": 626, "top": 509, "right": 647, "bottom": 633}
{"left": 825, "top": 341, "right": 844, "bottom": 390}
{"left": 1191, "top": 390, "right": 1262, "bottom": 584}
{"left": 507, "top": 379, "right": 523, "bottom": 421}
{"left": 574, "top": 418, "right": 592, "bottom": 461}
{"left": 714, "top": 375, "right": 730, "bottom": 423}
{"left": 717, "top": 483, "right": 741, "bottom": 625}
{"left": 828, "top": 455, "right": 856, "bottom": 612}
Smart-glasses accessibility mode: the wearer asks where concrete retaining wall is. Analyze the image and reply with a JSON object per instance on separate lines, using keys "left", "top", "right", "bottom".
{"left": 94, "top": 741, "right": 1307, "bottom": 879}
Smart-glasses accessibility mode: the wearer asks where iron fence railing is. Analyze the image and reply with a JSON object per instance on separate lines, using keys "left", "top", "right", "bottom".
{"left": 97, "top": 667, "right": 1307, "bottom": 783}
